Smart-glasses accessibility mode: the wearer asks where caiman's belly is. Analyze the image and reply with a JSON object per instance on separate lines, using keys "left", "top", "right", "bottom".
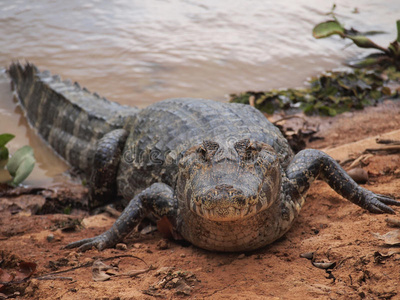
{"left": 178, "top": 199, "right": 294, "bottom": 252}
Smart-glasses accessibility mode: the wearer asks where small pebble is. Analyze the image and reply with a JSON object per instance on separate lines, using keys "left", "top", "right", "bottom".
{"left": 156, "top": 239, "right": 169, "bottom": 250}
{"left": 116, "top": 243, "right": 127, "bottom": 251}
{"left": 347, "top": 168, "right": 368, "bottom": 184}
{"left": 312, "top": 261, "right": 336, "bottom": 270}
{"left": 47, "top": 234, "right": 54, "bottom": 242}
{"left": 82, "top": 258, "right": 93, "bottom": 265}
{"left": 300, "top": 252, "right": 314, "bottom": 260}
{"left": 311, "top": 227, "right": 319, "bottom": 234}
{"left": 133, "top": 243, "right": 142, "bottom": 249}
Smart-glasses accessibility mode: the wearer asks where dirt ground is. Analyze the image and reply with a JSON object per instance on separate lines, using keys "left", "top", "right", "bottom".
{"left": 1, "top": 100, "right": 400, "bottom": 300}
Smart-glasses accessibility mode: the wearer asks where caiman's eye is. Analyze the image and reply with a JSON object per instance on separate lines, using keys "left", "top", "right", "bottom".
{"left": 197, "top": 140, "right": 219, "bottom": 161}
{"left": 234, "top": 139, "right": 258, "bottom": 162}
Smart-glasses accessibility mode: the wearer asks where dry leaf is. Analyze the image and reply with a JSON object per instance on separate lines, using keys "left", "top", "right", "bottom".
{"left": 92, "top": 260, "right": 114, "bottom": 282}
{"left": 373, "top": 230, "right": 400, "bottom": 246}
{"left": 0, "top": 269, "right": 14, "bottom": 283}
{"left": 14, "top": 261, "right": 36, "bottom": 281}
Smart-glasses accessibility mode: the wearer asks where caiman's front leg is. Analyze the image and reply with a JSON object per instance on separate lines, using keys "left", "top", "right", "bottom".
{"left": 89, "top": 129, "right": 128, "bottom": 209}
{"left": 285, "top": 149, "right": 400, "bottom": 213}
{"left": 65, "top": 183, "right": 178, "bottom": 251}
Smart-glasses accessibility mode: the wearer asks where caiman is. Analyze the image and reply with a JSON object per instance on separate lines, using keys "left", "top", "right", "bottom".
{"left": 8, "top": 62, "right": 400, "bottom": 252}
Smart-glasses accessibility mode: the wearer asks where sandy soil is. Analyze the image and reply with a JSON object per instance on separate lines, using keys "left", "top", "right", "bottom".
{"left": 1, "top": 101, "right": 400, "bottom": 300}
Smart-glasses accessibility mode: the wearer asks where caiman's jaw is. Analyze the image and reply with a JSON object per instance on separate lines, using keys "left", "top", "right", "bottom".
{"left": 190, "top": 184, "right": 260, "bottom": 221}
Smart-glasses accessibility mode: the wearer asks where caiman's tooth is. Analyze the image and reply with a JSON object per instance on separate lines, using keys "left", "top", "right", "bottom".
{"left": 200, "top": 204, "right": 205, "bottom": 215}
{"left": 209, "top": 209, "right": 215, "bottom": 217}
{"left": 241, "top": 206, "right": 249, "bottom": 217}
{"left": 203, "top": 209, "right": 210, "bottom": 218}
{"left": 249, "top": 204, "right": 257, "bottom": 215}
{"left": 195, "top": 204, "right": 202, "bottom": 215}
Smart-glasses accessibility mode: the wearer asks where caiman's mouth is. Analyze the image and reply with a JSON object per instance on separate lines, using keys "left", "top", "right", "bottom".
{"left": 190, "top": 184, "right": 259, "bottom": 221}
{"left": 191, "top": 202, "right": 258, "bottom": 221}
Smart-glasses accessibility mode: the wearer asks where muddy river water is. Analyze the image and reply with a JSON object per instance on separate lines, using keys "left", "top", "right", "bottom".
{"left": 0, "top": 0, "right": 399, "bottom": 185}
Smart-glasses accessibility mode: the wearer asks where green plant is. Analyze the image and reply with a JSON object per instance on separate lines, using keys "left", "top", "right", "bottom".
{"left": 230, "top": 68, "right": 393, "bottom": 116}
{"left": 313, "top": 6, "right": 400, "bottom": 70}
{"left": 0, "top": 133, "right": 35, "bottom": 186}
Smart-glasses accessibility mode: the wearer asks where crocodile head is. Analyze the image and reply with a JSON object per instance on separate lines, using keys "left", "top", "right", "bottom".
{"left": 177, "top": 139, "right": 281, "bottom": 221}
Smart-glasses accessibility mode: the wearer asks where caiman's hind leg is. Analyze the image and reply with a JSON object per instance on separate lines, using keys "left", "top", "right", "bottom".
{"left": 65, "top": 183, "right": 178, "bottom": 251}
{"left": 285, "top": 149, "right": 400, "bottom": 213}
{"left": 89, "top": 129, "right": 128, "bottom": 209}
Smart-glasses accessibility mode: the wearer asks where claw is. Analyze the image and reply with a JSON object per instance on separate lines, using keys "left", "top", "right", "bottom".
{"left": 63, "top": 237, "right": 95, "bottom": 250}
{"left": 376, "top": 194, "right": 400, "bottom": 206}
{"left": 363, "top": 191, "right": 398, "bottom": 215}
{"left": 64, "top": 236, "right": 107, "bottom": 252}
{"left": 78, "top": 241, "right": 98, "bottom": 252}
{"left": 372, "top": 204, "right": 395, "bottom": 214}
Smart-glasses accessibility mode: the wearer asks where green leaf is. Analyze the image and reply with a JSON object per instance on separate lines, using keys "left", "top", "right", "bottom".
{"left": 369, "top": 90, "right": 381, "bottom": 100}
{"left": 7, "top": 145, "right": 35, "bottom": 185}
{"left": 319, "top": 106, "right": 337, "bottom": 116}
{"left": 397, "top": 20, "right": 400, "bottom": 43}
{"left": 347, "top": 55, "right": 387, "bottom": 68}
{"left": 381, "top": 86, "right": 391, "bottom": 96}
{"left": 346, "top": 35, "right": 387, "bottom": 52}
{"left": 0, "top": 147, "right": 9, "bottom": 169}
{"left": 0, "top": 134, "right": 15, "bottom": 148}
{"left": 10, "top": 155, "right": 35, "bottom": 186}
{"left": 312, "top": 20, "right": 345, "bottom": 39}
{"left": 7, "top": 146, "right": 34, "bottom": 176}
{"left": 300, "top": 103, "right": 315, "bottom": 115}
{"left": 360, "top": 30, "right": 387, "bottom": 36}
{"left": 388, "top": 40, "right": 400, "bottom": 56}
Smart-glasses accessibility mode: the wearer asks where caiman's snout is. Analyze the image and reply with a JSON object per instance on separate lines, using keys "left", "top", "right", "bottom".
{"left": 181, "top": 139, "right": 281, "bottom": 221}
{"left": 192, "top": 184, "right": 258, "bottom": 221}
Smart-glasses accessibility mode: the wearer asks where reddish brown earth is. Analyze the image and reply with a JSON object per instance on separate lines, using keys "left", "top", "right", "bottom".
{"left": 1, "top": 101, "right": 400, "bottom": 300}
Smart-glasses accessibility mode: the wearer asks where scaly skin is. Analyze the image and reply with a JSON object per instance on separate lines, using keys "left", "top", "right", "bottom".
{"left": 8, "top": 63, "right": 138, "bottom": 175}
{"left": 9, "top": 62, "right": 400, "bottom": 252}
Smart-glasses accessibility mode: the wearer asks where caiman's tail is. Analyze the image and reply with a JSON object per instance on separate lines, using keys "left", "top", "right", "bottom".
{"left": 8, "top": 62, "right": 139, "bottom": 175}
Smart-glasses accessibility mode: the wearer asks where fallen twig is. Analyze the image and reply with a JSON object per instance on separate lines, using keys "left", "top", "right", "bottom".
{"left": 365, "top": 146, "right": 400, "bottom": 154}
{"left": 36, "top": 276, "right": 73, "bottom": 281}
{"left": 272, "top": 115, "right": 307, "bottom": 125}
{"left": 386, "top": 218, "right": 400, "bottom": 228}
{"left": 376, "top": 138, "right": 400, "bottom": 145}
{"left": 33, "top": 254, "right": 148, "bottom": 279}
{"left": 104, "top": 205, "right": 122, "bottom": 218}
{"left": 116, "top": 267, "right": 151, "bottom": 278}
{"left": 348, "top": 154, "right": 373, "bottom": 169}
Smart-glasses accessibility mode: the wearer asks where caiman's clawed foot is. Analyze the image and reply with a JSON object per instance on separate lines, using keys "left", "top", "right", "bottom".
{"left": 286, "top": 149, "right": 399, "bottom": 214}
{"left": 64, "top": 233, "right": 113, "bottom": 252}
{"left": 64, "top": 183, "right": 178, "bottom": 252}
{"left": 359, "top": 190, "right": 400, "bottom": 214}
